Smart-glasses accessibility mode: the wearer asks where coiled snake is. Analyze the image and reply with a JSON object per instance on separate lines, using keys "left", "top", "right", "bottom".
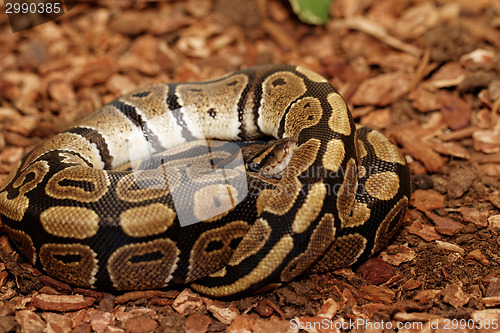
{"left": 0, "top": 65, "right": 410, "bottom": 297}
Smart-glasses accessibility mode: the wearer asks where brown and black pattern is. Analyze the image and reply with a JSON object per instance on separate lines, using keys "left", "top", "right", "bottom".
{"left": 0, "top": 65, "right": 410, "bottom": 297}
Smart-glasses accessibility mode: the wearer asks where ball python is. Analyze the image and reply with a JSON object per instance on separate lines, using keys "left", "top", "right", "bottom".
{"left": 0, "top": 65, "right": 410, "bottom": 298}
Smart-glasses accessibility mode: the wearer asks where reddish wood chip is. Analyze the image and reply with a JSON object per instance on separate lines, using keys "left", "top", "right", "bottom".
{"left": 425, "top": 212, "right": 464, "bottom": 236}
{"left": 356, "top": 257, "right": 393, "bottom": 285}
{"left": 488, "top": 215, "right": 500, "bottom": 232}
{"left": 172, "top": 289, "right": 204, "bottom": 316}
{"left": 351, "top": 72, "right": 411, "bottom": 106}
{"left": 47, "top": 80, "right": 76, "bottom": 103}
{"left": 359, "top": 108, "right": 391, "bottom": 129}
{"left": 489, "top": 192, "right": 500, "bottom": 209}
{"left": 473, "top": 127, "right": 500, "bottom": 154}
{"left": 317, "top": 298, "right": 340, "bottom": 320}
{"left": 42, "top": 313, "right": 72, "bottom": 333}
{"left": 485, "top": 275, "right": 500, "bottom": 297}
{"left": 459, "top": 207, "right": 488, "bottom": 228}
{"left": 115, "top": 290, "right": 176, "bottom": 304}
{"left": 466, "top": 249, "right": 490, "bottom": 266}
{"left": 401, "top": 278, "right": 423, "bottom": 290}
{"left": 108, "top": 10, "right": 155, "bottom": 35}
{"left": 185, "top": 314, "right": 212, "bottom": 333}
{"left": 90, "top": 311, "right": 116, "bottom": 331}
{"left": 15, "top": 311, "right": 46, "bottom": 332}
{"left": 441, "top": 283, "right": 470, "bottom": 308}
{"left": 409, "top": 86, "right": 442, "bottom": 112}
{"left": 480, "top": 163, "right": 500, "bottom": 177}
{"left": 408, "top": 218, "right": 441, "bottom": 242}
{"left": 427, "top": 62, "right": 466, "bottom": 88}
{"left": 429, "top": 138, "right": 470, "bottom": 159}
{"left": 254, "top": 300, "right": 274, "bottom": 318}
{"left": 119, "top": 35, "right": 163, "bottom": 75}
{"left": 73, "top": 57, "right": 116, "bottom": 87}
{"left": 390, "top": 129, "right": 445, "bottom": 172}
{"left": 3, "top": 132, "right": 32, "bottom": 148}
{"left": 411, "top": 189, "right": 445, "bottom": 211}
{"left": 358, "top": 285, "right": 395, "bottom": 305}
{"left": 471, "top": 309, "right": 500, "bottom": 323}
{"left": 0, "top": 147, "right": 24, "bottom": 164}
{"left": 204, "top": 298, "right": 238, "bottom": 325}
{"left": 434, "top": 240, "right": 465, "bottom": 255}
{"left": 413, "top": 289, "right": 441, "bottom": 304}
{"left": 227, "top": 314, "right": 291, "bottom": 333}
{"left": 123, "top": 316, "right": 158, "bottom": 333}
{"left": 32, "top": 294, "right": 95, "bottom": 311}
{"left": 380, "top": 244, "right": 416, "bottom": 265}
{"left": 38, "top": 275, "right": 72, "bottom": 294}
{"left": 72, "top": 288, "right": 104, "bottom": 302}
{"left": 439, "top": 93, "right": 472, "bottom": 130}
{"left": 393, "top": 311, "right": 441, "bottom": 322}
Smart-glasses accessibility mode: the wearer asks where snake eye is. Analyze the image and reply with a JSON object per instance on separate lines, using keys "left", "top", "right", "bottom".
{"left": 248, "top": 162, "right": 261, "bottom": 172}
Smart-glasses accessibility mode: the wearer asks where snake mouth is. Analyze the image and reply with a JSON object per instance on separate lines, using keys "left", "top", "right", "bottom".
{"left": 260, "top": 139, "right": 298, "bottom": 178}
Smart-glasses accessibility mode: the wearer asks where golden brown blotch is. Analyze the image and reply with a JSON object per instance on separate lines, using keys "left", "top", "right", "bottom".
{"left": 120, "top": 204, "right": 176, "bottom": 237}
{"left": 328, "top": 93, "right": 351, "bottom": 136}
{"left": 108, "top": 238, "right": 180, "bottom": 290}
{"left": 40, "top": 206, "right": 99, "bottom": 239}
{"left": 282, "top": 213, "right": 336, "bottom": 282}
{"left": 365, "top": 172, "right": 400, "bottom": 201}
{"left": 187, "top": 221, "right": 251, "bottom": 282}
{"left": 0, "top": 160, "right": 49, "bottom": 221}
{"left": 259, "top": 72, "right": 307, "bottom": 137}
{"left": 40, "top": 243, "right": 98, "bottom": 289}
{"left": 367, "top": 130, "right": 406, "bottom": 164}
{"left": 307, "top": 233, "right": 367, "bottom": 273}
{"left": 228, "top": 218, "right": 271, "bottom": 266}
{"left": 264, "top": 138, "right": 321, "bottom": 216}
{"left": 284, "top": 97, "right": 322, "bottom": 138}
{"left": 46, "top": 166, "right": 110, "bottom": 202}
{"left": 292, "top": 182, "right": 327, "bottom": 234}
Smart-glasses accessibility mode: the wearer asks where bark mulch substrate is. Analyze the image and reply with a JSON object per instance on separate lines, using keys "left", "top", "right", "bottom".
{"left": 1, "top": 0, "right": 500, "bottom": 332}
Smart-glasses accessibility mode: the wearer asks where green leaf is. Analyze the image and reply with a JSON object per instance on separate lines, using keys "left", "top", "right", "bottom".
{"left": 289, "top": 0, "right": 332, "bottom": 25}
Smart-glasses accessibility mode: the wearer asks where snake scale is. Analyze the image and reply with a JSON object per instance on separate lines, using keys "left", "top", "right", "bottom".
{"left": 0, "top": 65, "right": 410, "bottom": 297}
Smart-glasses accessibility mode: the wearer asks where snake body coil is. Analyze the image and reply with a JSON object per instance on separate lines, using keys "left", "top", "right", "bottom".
{"left": 0, "top": 65, "right": 410, "bottom": 297}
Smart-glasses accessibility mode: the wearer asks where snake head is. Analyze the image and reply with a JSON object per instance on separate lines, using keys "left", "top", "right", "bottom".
{"left": 245, "top": 138, "right": 298, "bottom": 178}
